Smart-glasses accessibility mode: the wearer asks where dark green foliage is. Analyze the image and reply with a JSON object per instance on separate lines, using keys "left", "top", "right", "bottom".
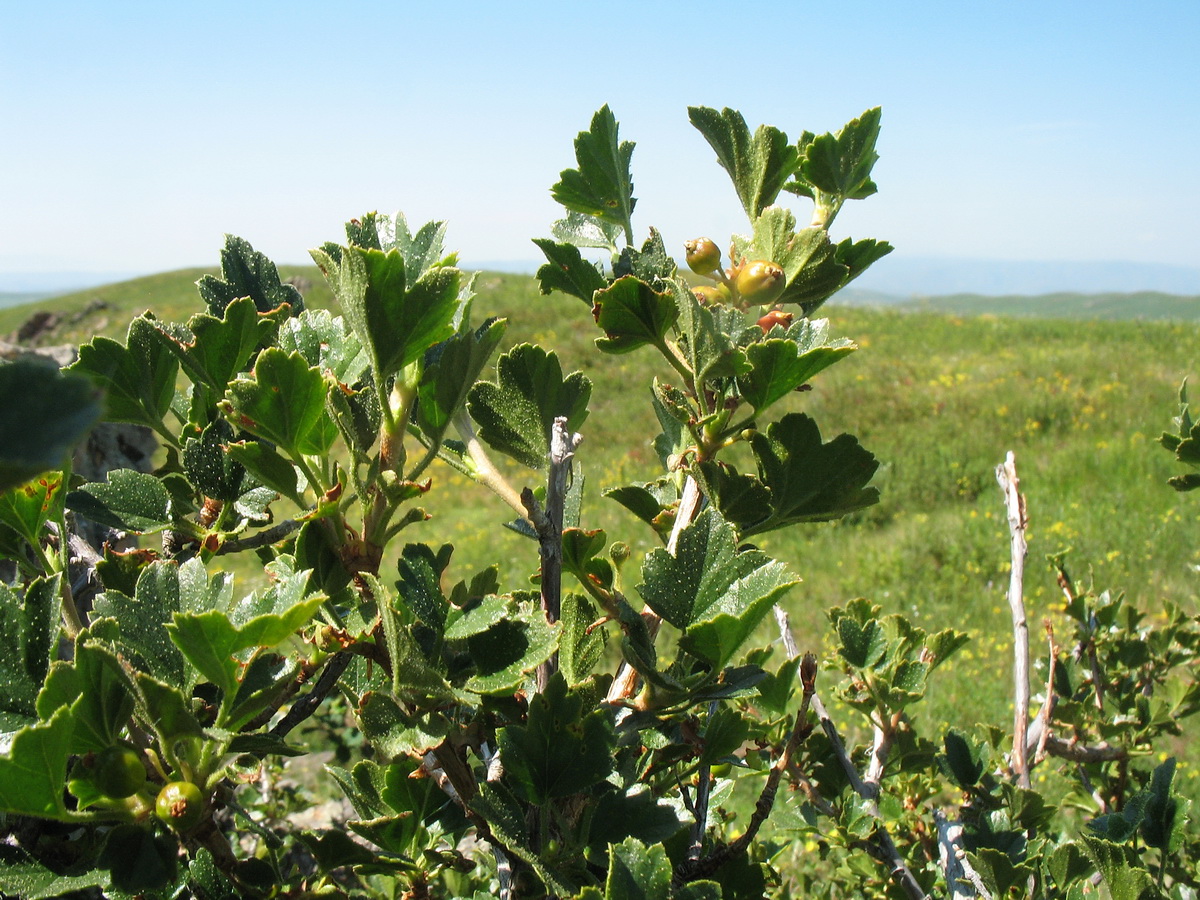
{"left": 1, "top": 102, "right": 1197, "bottom": 900}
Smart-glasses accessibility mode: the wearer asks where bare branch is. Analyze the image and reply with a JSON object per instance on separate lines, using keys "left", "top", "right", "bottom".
{"left": 676, "top": 654, "right": 817, "bottom": 884}
{"left": 532, "top": 418, "right": 582, "bottom": 691}
{"left": 996, "top": 451, "right": 1031, "bottom": 789}
{"left": 935, "top": 810, "right": 993, "bottom": 899}
{"left": 266, "top": 651, "right": 353, "bottom": 742}
{"left": 775, "top": 608, "right": 928, "bottom": 900}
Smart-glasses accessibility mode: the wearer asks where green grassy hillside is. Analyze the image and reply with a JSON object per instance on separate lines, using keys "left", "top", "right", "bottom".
{"left": 6, "top": 269, "right": 1199, "bottom": 734}
{"left": 899, "top": 290, "right": 1200, "bottom": 321}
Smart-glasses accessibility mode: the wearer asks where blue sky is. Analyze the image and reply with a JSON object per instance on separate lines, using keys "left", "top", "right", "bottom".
{"left": 2, "top": 0, "right": 1197, "bottom": 284}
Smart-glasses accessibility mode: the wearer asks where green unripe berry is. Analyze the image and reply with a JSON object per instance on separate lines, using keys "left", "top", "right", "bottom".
{"left": 692, "top": 284, "right": 730, "bottom": 305}
{"left": 93, "top": 743, "right": 147, "bottom": 799}
{"left": 155, "top": 781, "right": 204, "bottom": 832}
{"left": 735, "top": 260, "right": 786, "bottom": 305}
{"left": 684, "top": 238, "right": 722, "bottom": 275}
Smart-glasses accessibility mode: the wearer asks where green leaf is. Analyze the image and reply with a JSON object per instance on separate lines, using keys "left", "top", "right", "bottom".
{"left": 0, "top": 849, "right": 111, "bottom": 899}
{"left": 467, "top": 343, "right": 591, "bottom": 470}
{"left": 225, "top": 440, "right": 299, "bottom": 501}
{"left": 443, "top": 593, "right": 510, "bottom": 641}
{"left": 736, "top": 413, "right": 880, "bottom": 536}
{"left": 498, "top": 672, "right": 615, "bottom": 803}
{"left": 224, "top": 651, "right": 300, "bottom": 731}
{"left": 0, "top": 708, "right": 75, "bottom": 820}
{"left": 64, "top": 640, "right": 135, "bottom": 753}
{"left": 1140, "top": 757, "right": 1182, "bottom": 852}
{"left": 0, "top": 578, "right": 58, "bottom": 733}
{"left": 674, "top": 283, "right": 749, "bottom": 384}
{"left": 551, "top": 105, "right": 636, "bottom": 237}
{"left": 133, "top": 673, "right": 204, "bottom": 746}
{"left": 1047, "top": 842, "right": 1094, "bottom": 892}
{"left": 835, "top": 616, "right": 888, "bottom": 669}
{"left": 937, "top": 729, "right": 988, "bottom": 789}
{"left": 311, "top": 244, "right": 461, "bottom": 385}
{"left": 167, "top": 567, "right": 320, "bottom": 697}
{"left": 701, "top": 707, "right": 751, "bottom": 765}
{"left": 737, "top": 320, "right": 856, "bottom": 412}
{"left": 416, "top": 316, "right": 507, "bottom": 448}
{"left": 1080, "top": 836, "right": 1159, "bottom": 900}
{"left": 835, "top": 236, "right": 893, "bottom": 289}
{"left": 148, "top": 295, "right": 274, "bottom": 392}
{"left": 549, "top": 210, "right": 623, "bottom": 251}
{"left": 591, "top": 276, "right": 678, "bottom": 355}
{"left": 91, "top": 558, "right": 233, "bottom": 686}
{"left": 98, "top": 823, "right": 179, "bottom": 894}
{"left": 965, "top": 847, "right": 1036, "bottom": 899}
{"left": 67, "top": 468, "right": 176, "bottom": 534}
{"left": 0, "top": 471, "right": 64, "bottom": 557}
{"left": 688, "top": 107, "right": 799, "bottom": 221}
{"left": 613, "top": 228, "right": 676, "bottom": 283}
{"left": 464, "top": 603, "right": 557, "bottom": 695}
{"left": 275, "top": 308, "right": 370, "bottom": 386}
{"left": 223, "top": 348, "right": 333, "bottom": 458}
{"left": 558, "top": 593, "right": 607, "bottom": 685}
{"left": 0, "top": 361, "right": 102, "bottom": 493}
{"left": 590, "top": 786, "right": 685, "bottom": 847}
{"left": 183, "top": 417, "right": 248, "bottom": 503}
{"left": 533, "top": 239, "right": 609, "bottom": 305}
{"left": 604, "top": 837, "right": 671, "bottom": 900}
{"left": 295, "top": 520, "right": 352, "bottom": 598}
{"left": 196, "top": 234, "right": 304, "bottom": 317}
{"left": 790, "top": 107, "right": 882, "bottom": 201}
{"left": 375, "top": 211, "right": 458, "bottom": 283}
{"left": 358, "top": 692, "right": 448, "bottom": 757}
{"left": 395, "top": 542, "right": 452, "bottom": 633}
{"left": 69, "top": 316, "right": 178, "bottom": 431}
{"left": 732, "top": 208, "right": 849, "bottom": 314}
{"left": 638, "top": 509, "right": 798, "bottom": 668}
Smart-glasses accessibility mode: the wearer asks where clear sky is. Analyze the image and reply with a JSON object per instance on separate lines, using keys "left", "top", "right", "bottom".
{"left": 2, "top": 0, "right": 1197, "bottom": 282}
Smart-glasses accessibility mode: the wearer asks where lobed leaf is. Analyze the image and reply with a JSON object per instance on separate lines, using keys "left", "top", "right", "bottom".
{"left": 688, "top": 106, "right": 799, "bottom": 220}
{"left": 551, "top": 105, "right": 636, "bottom": 236}
{"left": 196, "top": 234, "right": 304, "bottom": 317}
{"left": 467, "top": 343, "right": 590, "bottom": 470}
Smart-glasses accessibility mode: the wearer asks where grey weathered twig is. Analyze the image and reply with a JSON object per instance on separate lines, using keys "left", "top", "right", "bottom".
{"left": 996, "top": 451, "right": 1031, "bottom": 789}
{"left": 529, "top": 418, "right": 582, "bottom": 692}
{"left": 935, "top": 810, "right": 993, "bottom": 899}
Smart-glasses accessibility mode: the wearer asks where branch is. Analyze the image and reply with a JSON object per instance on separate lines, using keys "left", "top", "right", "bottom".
{"left": 215, "top": 518, "right": 302, "bottom": 555}
{"left": 267, "top": 651, "right": 353, "bottom": 742}
{"left": 606, "top": 475, "right": 703, "bottom": 704}
{"left": 1032, "top": 621, "right": 1056, "bottom": 766}
{"left": 934, "top": 810, "right": 993, "bottom": 900}
{"left": 676, "top": 654, "right": 818, "bottom": 884}
{"left": 774, "top": 608, "right": 928, "bottom": 900}
{"left": 531, "top": 418, "right": 582, "bottom": 692}
{"left": 995, "top": 451, "right": 1031, "bottom": 789}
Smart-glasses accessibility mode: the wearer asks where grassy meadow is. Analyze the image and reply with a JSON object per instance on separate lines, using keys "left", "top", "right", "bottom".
{"left": 5, "top": 269, "right": 1199, "bottom": 746}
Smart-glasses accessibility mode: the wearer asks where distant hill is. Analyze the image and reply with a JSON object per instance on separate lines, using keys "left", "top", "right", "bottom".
{"left": 850, "top": 257, "right": 1200, "bottom": 296}
{"left": 0, "top": 291, "right": 55, "bottom": 309}
{"left": 890, "top": 291, "right": 1200, "bottom": 322}
{"left": 6, "top": 255, "right": 1200, "bottom": 302}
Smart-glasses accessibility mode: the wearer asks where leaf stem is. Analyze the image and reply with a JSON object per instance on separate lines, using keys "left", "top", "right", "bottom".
{"left": 453, "top": 412, "right": 531, "bottom": 523}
